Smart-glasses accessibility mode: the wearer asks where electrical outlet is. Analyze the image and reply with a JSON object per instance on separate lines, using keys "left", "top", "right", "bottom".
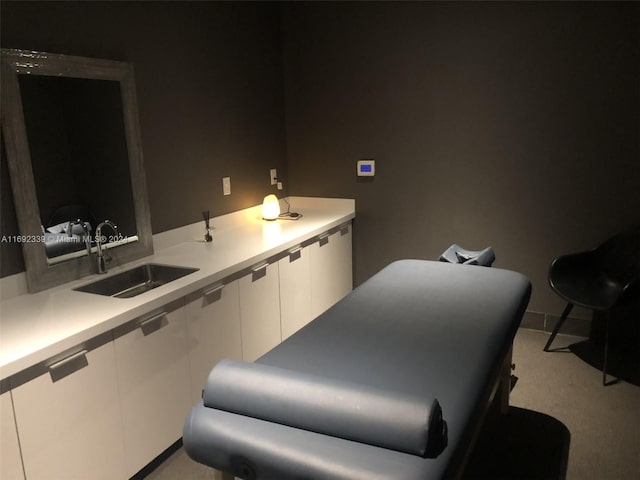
{"left": 270, "top": 169, "right": 277, "bottom": 185}
{"left": 222, "top": 177, "right": 231, "bottom": 195}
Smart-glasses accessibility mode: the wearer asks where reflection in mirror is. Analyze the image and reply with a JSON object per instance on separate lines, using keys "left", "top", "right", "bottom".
{"left": 19, "top": 74, "right": 137, "bottom": 264}
{"left": 1, "top": 49, "right": 153, "bottom": 292}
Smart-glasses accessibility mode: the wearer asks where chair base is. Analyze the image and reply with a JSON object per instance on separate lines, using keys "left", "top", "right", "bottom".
{"left": 544, "top": 304, "right": 614, "bottom": 386}
{"left": 543, "top": 303, "right": 574, "bottom": 352}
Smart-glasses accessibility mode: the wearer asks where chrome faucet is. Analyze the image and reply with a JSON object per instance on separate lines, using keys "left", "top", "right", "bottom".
{"left": 67, "top": 219, "right": 92, "bottom": 256}
{"left": 95, "top": 220, "right": 119, "bottom": 274}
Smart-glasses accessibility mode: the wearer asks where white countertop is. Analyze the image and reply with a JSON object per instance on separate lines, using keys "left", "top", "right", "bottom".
{"left": 0, "top": 197, "right": 355, "bottom": 381}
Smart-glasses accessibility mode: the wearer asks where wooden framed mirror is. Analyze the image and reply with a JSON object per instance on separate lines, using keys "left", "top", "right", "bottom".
{"left": 1, "top": 49, "right": 153, "bottom": 292}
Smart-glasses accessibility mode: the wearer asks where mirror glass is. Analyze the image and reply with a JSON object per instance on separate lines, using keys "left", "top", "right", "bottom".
{"left": 1, "top": 49, "right": 153, "bottom": 292}
{"left": 19, "top": 74, "right": 137, "bottom": 264}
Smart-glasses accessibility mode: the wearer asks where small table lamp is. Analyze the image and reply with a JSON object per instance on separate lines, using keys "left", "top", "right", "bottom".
{"left": 262, "top": 194, "right": 280, "bottom": 221}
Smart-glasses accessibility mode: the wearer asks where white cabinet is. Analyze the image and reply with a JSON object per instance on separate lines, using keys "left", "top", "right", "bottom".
{"left": 1, "top": 215, "right": 354, "bottom": 480}
{"left": 113, "top": 301, "right": 192, "bottom": 477}
{"left": 1, "top": 391, "right": 24, "bottom": 480}
{"left": 239, "top": 263, "right": 281, "bottom": 362}
{"left": 186, "top": 280, "right": 242, "bottom": 403}
{"left": 309, "top": 223, "right": 353, "bottom": 318}
{"left": 11, "top": 342, "right": 126, "bottom": 480}
{"left": 279, "top": 247, "right": 313, "bottom": 340}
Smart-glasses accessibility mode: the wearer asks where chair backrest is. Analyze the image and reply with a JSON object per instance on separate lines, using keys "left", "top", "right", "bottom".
{"left": 48, "top": 204, "right": 97, "bottom": 230}
{"left": 595, "top": 224, "right": 640, "bottom": 288}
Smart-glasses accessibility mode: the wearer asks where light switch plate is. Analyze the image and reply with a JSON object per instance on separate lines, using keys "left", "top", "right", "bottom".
{"left": 222, "top": 177, "right": 231, "bottom": 195}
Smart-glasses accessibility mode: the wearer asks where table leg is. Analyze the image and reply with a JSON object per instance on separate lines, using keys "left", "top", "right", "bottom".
{"left": 499, "top": 345, "right": 513, "bottom": 415}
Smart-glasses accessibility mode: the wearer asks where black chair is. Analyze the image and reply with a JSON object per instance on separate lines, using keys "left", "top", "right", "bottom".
{"left": 48, "top": 204, "right": 97, "bottom": 231}
{"left": 543, "top": 225, "right": 640, "bottom": 385}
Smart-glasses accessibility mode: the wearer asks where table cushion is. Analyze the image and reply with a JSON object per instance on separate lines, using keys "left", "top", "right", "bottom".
{"left": 184, "top": 259, "right": 531, "bottom": 479}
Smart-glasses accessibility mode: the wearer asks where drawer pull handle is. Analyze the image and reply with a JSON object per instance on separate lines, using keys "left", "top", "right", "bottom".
{"left": 340, "top": 225, "right": 350, "bottom": 236}
{"left": 289, "top": 247, "right": 302, "bottom": 262}
{"left": 252, "top": 263, "right": 269, "bottom": 282}
{"left": 318, "top": 234, "right": 330, "bottom": 247}
{"left": 140, "top": 312, "right": 169, "bottom": 336}
{"left": 49, "top": 350, "right": 88, "bottom": 383}
{"left": 203, "top": 283, "right": 225, "bottom": 303}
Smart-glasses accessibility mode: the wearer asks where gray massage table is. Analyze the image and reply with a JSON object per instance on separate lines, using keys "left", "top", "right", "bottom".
{"left": 184, "top": 259, "right": 531, "bottom": 479}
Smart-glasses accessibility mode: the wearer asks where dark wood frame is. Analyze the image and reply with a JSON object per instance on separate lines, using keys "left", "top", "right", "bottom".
{"left": 1, "top": 49, "right": 153, "bottom": 292}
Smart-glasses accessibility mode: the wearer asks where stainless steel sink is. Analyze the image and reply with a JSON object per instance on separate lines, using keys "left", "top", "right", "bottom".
{"left": 74, "top": 263, "right": 199, "bottom": 298}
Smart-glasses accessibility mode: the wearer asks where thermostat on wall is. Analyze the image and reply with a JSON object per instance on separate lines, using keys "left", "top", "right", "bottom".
{"left": 357, "top": 159, "right": 375, "bottom": 177}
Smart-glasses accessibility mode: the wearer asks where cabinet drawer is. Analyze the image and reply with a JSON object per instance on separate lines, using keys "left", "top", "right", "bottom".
{"left": 310, "top": 223, "right": 353, "bottom": 317}
{"left": 12, "top": 343, "right": 126, "bottom": 480}
{"left": 239, "top": 262, "right": 281, "bottom": 362}
{"left": 114, "top": 302, "right": 191, "bottom": 477}
{"left": 279, "top": 246, "right": 313, "bottom": 340}
{"left": 186, "top": 280, "right": 242, "bottom": 403}
{"left": 1, "top": 391, "right": 25, "bottom": 480}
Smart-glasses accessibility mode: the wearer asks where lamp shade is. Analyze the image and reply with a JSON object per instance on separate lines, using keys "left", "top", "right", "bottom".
{"left": 262, "top": 194, "right": 280, "bottom": 220}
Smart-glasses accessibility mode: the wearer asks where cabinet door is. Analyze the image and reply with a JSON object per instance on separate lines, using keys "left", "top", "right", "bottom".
{"left": 1, "top": 391, "right": 25, "bottom": 480}
{"left": 186, "top": 280, "right": 242, "bottom": 404}
{"left": 279, "top": 247, "right": 313, "bottom": 340}
{"left": 309, "top": 223, "right": 353, "bottom": 318}
{"left": 114, "top": 304, "right": 192, "bottom": 477}
{"left": 239, "top": 263, "right": 281, "bottom": 362}
{"left": 12, "top": 343, "right": 126, "bottom": 480}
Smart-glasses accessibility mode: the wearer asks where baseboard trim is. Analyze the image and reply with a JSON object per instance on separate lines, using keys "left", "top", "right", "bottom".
{"left": 131, "top": 438, "right": 183, "bottom": 480}
{"left": 520, "top": 311, "right": 591, "bottom": 338}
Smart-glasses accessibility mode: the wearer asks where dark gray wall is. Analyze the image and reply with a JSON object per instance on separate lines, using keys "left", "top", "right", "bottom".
{"left": 1, "top": 1, "right": 286, "bottom": 276}
{"left": 282, "top": 2, "right": 640, "bottom": 315}
{"left": 2, "top": 1, "right": 639, "bottom": 320}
